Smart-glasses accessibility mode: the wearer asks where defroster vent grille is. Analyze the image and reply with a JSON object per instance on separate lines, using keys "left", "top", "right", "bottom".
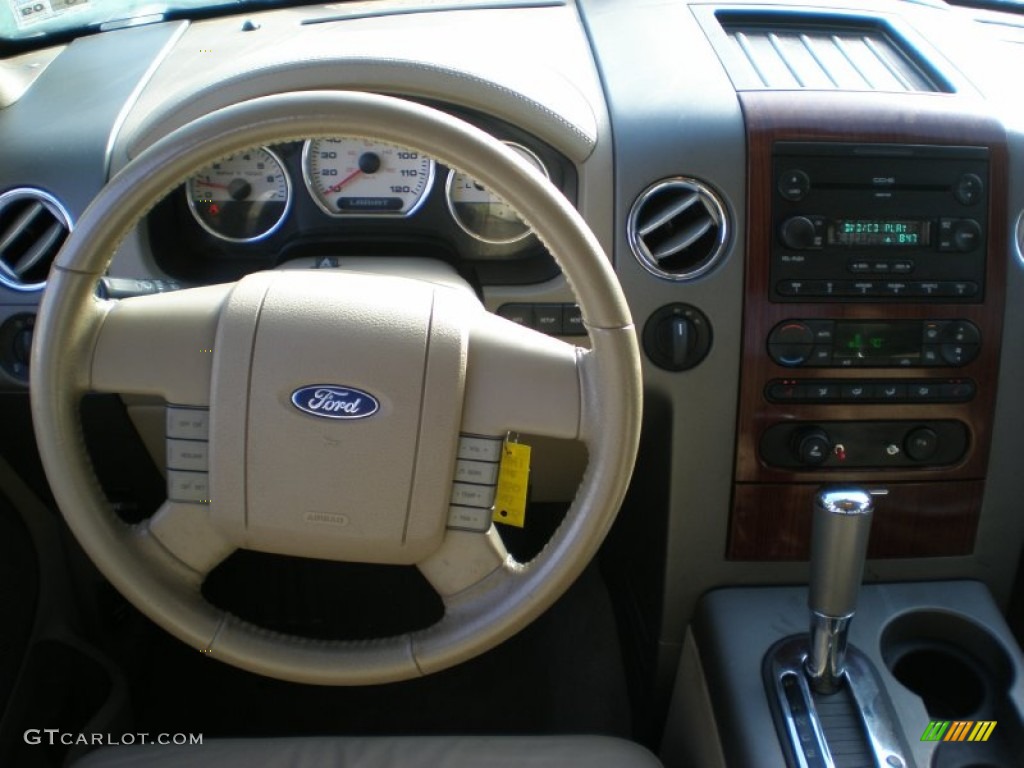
{"left": 716, "top": 13, "right": 949, "bottom": 93}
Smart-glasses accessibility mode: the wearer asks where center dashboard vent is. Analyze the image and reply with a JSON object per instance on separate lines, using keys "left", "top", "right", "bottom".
{"left": 0, "top": 188, "right": 72, "bottom": 291}
{"left": 628, "top": 178, "right": 729, "bottom": 281}
{"left": 709, "top": 11, "right": 951, "bottom": 93}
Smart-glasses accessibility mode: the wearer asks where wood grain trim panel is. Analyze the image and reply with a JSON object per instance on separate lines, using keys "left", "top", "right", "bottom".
{"left": 729, "top": 91, "right": 1007, "bottom": 560}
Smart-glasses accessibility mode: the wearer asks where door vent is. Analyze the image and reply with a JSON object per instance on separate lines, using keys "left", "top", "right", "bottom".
{"left": 0, "top": 188, "right": 71, "bottom": 291}
{"left": 628, "top": 178, "right": 729, "bottom": 281}
{"left": 714, "top": 12, "right": 949, "bottom": 93}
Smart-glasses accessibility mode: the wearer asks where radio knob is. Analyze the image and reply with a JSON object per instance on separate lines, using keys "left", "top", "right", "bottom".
{"left": 952, "top": 219, "right": 982, "bottom": 252}
{"left": 780, "top": 216, "right": 819, "bottom": 250}
{"left": 792, "top": 427, "right": 832, "bottom": 466}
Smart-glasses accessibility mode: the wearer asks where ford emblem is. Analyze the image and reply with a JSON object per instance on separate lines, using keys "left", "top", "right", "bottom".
{"left": 290, "top": 385, "right": 380, "bottom": 420}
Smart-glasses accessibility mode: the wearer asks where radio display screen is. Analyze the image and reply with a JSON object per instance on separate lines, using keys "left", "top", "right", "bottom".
{"left": 830, "top": 219, "right": 930, "bottom": 247}
{"left": 833, "top": 322, "right": 921, "bottom": 362}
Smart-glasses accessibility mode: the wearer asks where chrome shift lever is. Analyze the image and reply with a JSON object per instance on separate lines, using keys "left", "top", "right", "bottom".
{"left": 805, "top": 487, "right": 874, "bottom": 694}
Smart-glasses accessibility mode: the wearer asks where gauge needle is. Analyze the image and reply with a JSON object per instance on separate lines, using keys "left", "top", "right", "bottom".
{"left": 324, "top": 168, "right": 363, "bottom": 195}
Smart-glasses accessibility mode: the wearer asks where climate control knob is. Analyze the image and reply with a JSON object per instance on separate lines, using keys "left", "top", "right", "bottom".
{"left": 792, "top": 428, "right": 832, "bottom": 466}
{"left": 768, "top": 321, "right": 814, "bottom": 367}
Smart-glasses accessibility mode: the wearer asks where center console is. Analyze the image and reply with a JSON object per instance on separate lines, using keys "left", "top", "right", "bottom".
{"left": 658, "top": 90, "right": 1022, "bottom": 768}
{"left": 729, "top": 92, "right": 1008, "bottom": 561}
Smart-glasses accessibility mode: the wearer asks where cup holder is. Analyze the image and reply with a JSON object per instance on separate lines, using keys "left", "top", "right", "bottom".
{"left": 889, "top": 646, "right": 987, "bottom": 719}
{"left": 881, "top": 610, "right": 1022, "bottom": 768}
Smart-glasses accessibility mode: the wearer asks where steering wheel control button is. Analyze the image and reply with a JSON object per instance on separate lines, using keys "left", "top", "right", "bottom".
{"left": 167, "top": 470, "right": 211, "bottom": 504}
{"left": 456, "top": 435, "right": 503, "bottom": 463}
{"left": 533, "top": 305, "right": 563, "bottom": 334}
{"left": 166, "top": 438, "right": 210, "bottom": 472}
{"left": 166, "top": 406, "right": 210, "bottom": 441}
{"left": 450, "top": 482, "right": 497, "bottom": 508}
{"left": 448, "top": 435, "right": 505, "bottom": 532}
{"left": 497, "top": 304, "right": 533, "bottom": 328}
{"left": 562, "top": 304, "right": 585, "bottom": 335}
{"left": 447, "top": 505, "right": 493, "bottom": 533}
{"left": 454, "top": 459, "right": 500, "bottom": 486}
{"left": 497, "top": 303, "right": 587, "bottom": 337}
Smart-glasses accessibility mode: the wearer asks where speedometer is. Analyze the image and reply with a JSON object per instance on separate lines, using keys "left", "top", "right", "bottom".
{"left": 186, "top": 147, "right": 291, "bottom": 242}
{"left": 302, "top": 138, "right": 434, "bottom": 216}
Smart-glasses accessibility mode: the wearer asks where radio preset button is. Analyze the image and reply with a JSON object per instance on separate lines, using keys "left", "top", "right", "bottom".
{"left": 938, "top": 281, "right": 979, "bottom": 298}
{"left": 883, "top": 281, "right": 910, "bottom": 297}
{"left": 851, "top": 282, "right": 877, "bottom": 296}
{"left": 779, "top": 169, "right": 811, "bottom": 201}
{"left": 777, "top": 280, "right": 825, "bottom": 296}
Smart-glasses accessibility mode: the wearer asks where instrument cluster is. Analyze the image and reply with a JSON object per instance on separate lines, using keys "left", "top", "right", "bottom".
{"left": 148, "top": 118, "right": 573, "bottom": 287}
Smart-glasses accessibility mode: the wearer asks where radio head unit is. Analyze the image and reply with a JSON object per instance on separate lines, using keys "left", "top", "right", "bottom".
{"left": 771, "top": 142, "right": 989, "bottom": 302}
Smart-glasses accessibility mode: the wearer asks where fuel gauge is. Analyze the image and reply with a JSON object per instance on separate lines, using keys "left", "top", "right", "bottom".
{"left": 186, "top": 147, "right": 291, "bottom": 242}
{"left": 446, "top": 142, "right": 548, "bottom": 245}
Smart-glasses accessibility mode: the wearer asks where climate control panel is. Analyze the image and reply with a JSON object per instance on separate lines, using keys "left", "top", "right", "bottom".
{"left": 760, "top": 420, "right": 969, "bottom": 470}
{"left": 767, "top": 319, "right": 980, "bottom": 368}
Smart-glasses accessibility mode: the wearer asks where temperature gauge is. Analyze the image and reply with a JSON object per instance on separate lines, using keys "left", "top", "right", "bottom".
{"left": 446, "top": 142, "right": 548, "bottom": 245}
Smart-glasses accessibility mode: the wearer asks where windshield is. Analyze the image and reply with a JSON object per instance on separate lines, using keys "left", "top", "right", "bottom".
{"left": 1, "top": 0, "right": 1023, "bottom": 45}
{"left": 0, "top": 0, "right": 239, "bottom": 42}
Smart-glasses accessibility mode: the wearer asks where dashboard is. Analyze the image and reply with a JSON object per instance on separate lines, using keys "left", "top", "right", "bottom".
{"left": 1, "top": 0, "right": 1023, "bottom": 748}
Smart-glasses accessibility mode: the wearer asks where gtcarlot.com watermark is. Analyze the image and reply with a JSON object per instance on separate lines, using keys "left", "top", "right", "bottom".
{"left": 25, "top": 729, "right": 203, "bottom": 747}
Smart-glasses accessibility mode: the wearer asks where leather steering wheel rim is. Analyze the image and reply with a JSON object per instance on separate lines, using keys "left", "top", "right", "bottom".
{"left": 30, "top": 91, "right": 642, "bottom": 684}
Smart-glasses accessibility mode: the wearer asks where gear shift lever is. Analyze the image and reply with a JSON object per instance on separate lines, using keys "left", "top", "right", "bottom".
{"left": 806, "top": 487, "right": 874, "bottom": 694}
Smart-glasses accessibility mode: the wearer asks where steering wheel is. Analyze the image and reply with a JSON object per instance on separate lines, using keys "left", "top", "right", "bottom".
{"left": 30, "top": 91, "right": 641, "bottom": 684}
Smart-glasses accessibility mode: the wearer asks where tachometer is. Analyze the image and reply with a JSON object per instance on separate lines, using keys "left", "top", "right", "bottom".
{"left": 302, "top": 138, "right": 434, "bottom": 216}
{"left": 186, "top": 147, "right": 291, "bottom": 242}
{"left": 445, "top": 142, "right": 548, "bottom": 244}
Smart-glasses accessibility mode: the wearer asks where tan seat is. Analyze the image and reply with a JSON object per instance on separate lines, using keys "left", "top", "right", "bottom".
{"left": 73, "top": 734, "right": 663, "bottom": 767}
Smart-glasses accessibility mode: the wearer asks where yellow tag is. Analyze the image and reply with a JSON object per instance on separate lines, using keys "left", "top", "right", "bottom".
{"left": 493, "top": 440, "right": 531, "bottom": 527}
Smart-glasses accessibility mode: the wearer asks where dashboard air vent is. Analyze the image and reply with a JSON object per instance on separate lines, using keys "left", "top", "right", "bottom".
{"left": 628, "top": 178, "right": 729, "bottom": 281}
{"left": 714, "top": 13, "right": 949, "bottom": 93}
{"left": 0, "top": 188, "right": 71, "bottom": 291}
